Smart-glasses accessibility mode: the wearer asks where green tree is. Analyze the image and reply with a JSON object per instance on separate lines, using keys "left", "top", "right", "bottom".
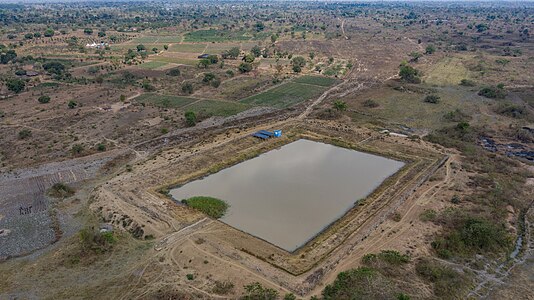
{"left": 184, "top": 111, "right": 196, "bottom": 127}
{"left": 399, "top": 64, "right": 421, "bottom": 83}
{"left": 6, "top": 78, "right": 25, "bottom": 93}
{"left": 241, "top": 282, "right": 278, "bottom": 300}
{"left": 83, "top": 28, "right": 93, "bottom": 35}
{"left": 68, "top": 100, "right": 78, "bottom": 109}
{"left": 243, "top": 53, "right": 255, "bottom": 63}
{"left": 239, "top": 62, "right": 253, "bottom": 73}
{"left": 182, "top": 82, "right": 194, "bottom": 94}
{"left": 18, "top": 129, "right": 31, "bottom": 139}
{"left": 228, "top": 47, "right": 240, "bottom": 59}
{"left": 44, "top": 28, "right": 54, "bottom": 37}
{"left": 38, "top": 95, "right": 51, "bottom": 103}
{"left": 251, "top": 45, "right": 262, "bottom": 57}
{"left": 333, "top": 100, "right": 347, "bottom": 111}
{"left": 410, "top": 52, "right": 422, "bottom": 62}
{"left": 425, "top": 44, "right": 436, "bottom": 54}
{"left": 136, "top": 44, "right": 146, "bottom": 52}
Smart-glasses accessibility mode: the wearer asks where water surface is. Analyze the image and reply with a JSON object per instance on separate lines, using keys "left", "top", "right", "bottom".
{"left": 170, "top": 139, "right": 404, "bottom": 251}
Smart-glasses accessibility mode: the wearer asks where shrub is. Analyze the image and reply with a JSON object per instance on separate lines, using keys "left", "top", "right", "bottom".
{"left": 186, "top": 274, "right": 194, "bottom": 280}
{"left": 71, "top": 144, "right": 84, "bottom": 155}
{"left": 79, "top": 228, "right": 116, "bottom": 254}
{"left": 419, "top": 209, "right": 437, "bottom": 222}
{"left": 284, "top": 293, "right": 297, "bottom": 300}
{"left": 399, "top": 64, "right": 421, "bottom": 83}
{"left": 494, "top": 103, "right": 528, "bottom": 119}
{"left": 459, "top": 79, "right": 476, "bottom": 86}
{"left": 363, "top": 99, "right": 379, "bottom": 108}
{"left": 478, "top": 86, "right": 506, "bottom": 99}
{"left": 424, "top": 94, "right": 440, "bottom": 104}
{"left": 18, "top": 129, "right": 32, "bottom": 139}
{"left": 182, "top": 82, "right": 194, "bottom": 94}
{"left": 443, "top": 109, "right": 471, "bottom": 122}
{"left": 96, "top": 143, "right": 106, "bottom": 151}
{"left": 68, "top": 100, "right": 78, "bottom": 109}
{"left": 184, "top": 111, "right": 196, "bottom": 127}
{"left": 167, "top": 68, "right": 181, "bottom": 76}
{"left": 6, "top": 78, "right": 25, "bottom": 93}
{"left": 322, "top": 267, "right": 398, "bottom": 300}
{"left": 182, "top": 196, "right": 228, "bottom": 219}
{"left": 48, "top": 182, "right": 75, "bottom": 198}
{"left": 416, "top": 258, "right": 470, "bottom": 298}
{"left": 239, "top": 62, "right": 253, "bottom": 73}
{"left": 241, "top": 282, "right": 278, "bottom": 300}
{"left": 38, "top": 95, "right": 51, "bottom": 103}
{"left": 212, "top": 281, "right": 234, "bottom": 295}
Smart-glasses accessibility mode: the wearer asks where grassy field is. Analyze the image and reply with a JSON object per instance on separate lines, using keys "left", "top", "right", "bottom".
{"left": 182, "top": 196, "right": 229, "bottom": 219}
{"left": 240, "top": 82, "right": 327, "bottom": 108}
{"left": 169, "top": 43, "right": 207, "bottom": 53}
{"left": 151, "top": 55, "right": 198, "bottom": 66}
{"left": 293, "top": 75, "right": 338, "bottom": 87}
{"left": 184, "top": 29, "right": 251, "bottom": 42}
{"left": 137, "top": 61, "right": 168, "bottom": 70}
{"left": 424, "top": 56, "right": 472, "bottom": 86}
{"left": 134, "top": 93, "right": 198, "bottom": 108}
{"left": 184, "top": 100, "right": 250, "bottom": 117}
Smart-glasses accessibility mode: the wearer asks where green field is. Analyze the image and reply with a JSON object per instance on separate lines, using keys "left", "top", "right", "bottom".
{"left": 184, "top": 29, "right": 251, "bottom": 42}
{"left": 293, "top": 75, "right": 338, "bottom": 87}
{"left": 184, "top": 100, "right": 250, "bottom": 117}
{"left": 169, "top": 43, "right": 207, "bottom": 53}
{"left": 134, "top": 93, "right": 198, "bottom": 108}
{"left": 424, "top": 56, "right": 472, "bottom": 86}
{"left": 137, "top": 61, "right": 168, "bottom": 70}
{"left": 240, "top": 82, "right": 327, "bottom": 108}
{"left": 152, "top": 55, "right": 198, "bottom": 66}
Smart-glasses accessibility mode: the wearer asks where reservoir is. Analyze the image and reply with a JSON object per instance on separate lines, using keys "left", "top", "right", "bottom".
{"left": 170, "top": 139, "right": 405, "bottom": 252}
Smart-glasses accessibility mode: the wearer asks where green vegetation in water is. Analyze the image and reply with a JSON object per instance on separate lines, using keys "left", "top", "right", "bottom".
{"left": 182, "top": 196, "right": 229, "bottom": 219}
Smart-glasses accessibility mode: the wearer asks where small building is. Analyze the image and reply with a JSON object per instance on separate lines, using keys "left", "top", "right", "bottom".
{"left": 197, "top": 53, "right": 210, "bottom": 59}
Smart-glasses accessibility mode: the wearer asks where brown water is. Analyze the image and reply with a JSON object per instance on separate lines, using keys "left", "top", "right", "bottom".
{"left": 170, "top": 139, "right": 404, "bottom": 252}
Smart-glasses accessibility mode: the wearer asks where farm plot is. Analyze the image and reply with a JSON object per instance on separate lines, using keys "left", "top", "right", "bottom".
{"left": 169, "top": 43, "right": 208, "bottom": 53}
{"left": 184, "top": 29, "right": 252, "bottom": 42}
{"left": 240, "top": 82, "right": 327, "bottom": 109}
{"left": 137, "top": 61, "right": 168, "bottom": 70}
{"left": 293, "top": 75, "right": 338, "bottom": 87}
{"left": 134, "top": 93, "right": 198, "bottom": 108}
{"left": 183, "top": 100, "right": 251, "bottom": 117}
{"left": 151, "top": 55, "right": 198, "bottom": 66}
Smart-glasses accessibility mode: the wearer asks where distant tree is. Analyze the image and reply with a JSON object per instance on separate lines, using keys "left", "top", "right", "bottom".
{"left": 243, "top": 53, "right": 255, "bottom": 63}
{"left": 0, "top": 50, "right": 17, "bottom": 64}
{"left": 71, "top": 144, "right": 84, "bottom": 155}
{"left": 424, "top": 94, "right": 441, "bottom": 104}
{"left": 227, "top": 47, "right": 240, "bottom": 59}
{"left": 399, "top": 64, "right": 421, "bottom": 83}
{"left": 239, "top": 62, "right": 253, "bottom": 73}
{"left": 292, "top": 56, "right": 306, "bottom": 68}
{"left": 425, "top": 45, "right": 436, "bottom": 54}
{"left": 38, "top": 95, "right": 51, "bottom": 104}
{"left": 309, "top": 52, "right": 315, "bottom": 60}
{"left": 207, "top": 55, "right": 218, "bottom": 64}
{"left": 333, "top": 100, "right": 347, "bottom": 111}
{"left": 136, "top": 44, "right": 146, "bottom": 52}
{"left": 142, "top": 80, "right": 155, "bottom": 91}
{"left": 251, "top": 45, "right": 262, "bottom": 57}
{"left": 255, "top": 22, "right": 265, "bottom": 32}
{"left": 18, "top": 129, "right": 31, "bottom": 140}
{"left": 184, "top": 111, "right": 196, "bottom": 127}
{"left": 198, "top": 59, "right": 210, "bottom": 68}
{"left": 68, "top": 100, "right": 78, "bottom": 109}
{"left": 98, "top": 31, "right": 106, "bottom": 38}
{"left": 182, "top": 82, "right": 194, "bottom": 94}
{"left": 410, "top": 52, "right": 423, "bottom": 62}
{"left": 6, "top": 78, "right": 25, "bottom": 93}
{"left": 152, "top": 47, "right": 158, "bottom": 53}
{"left": 83, "top": 28, "right": 93, "bottom": 35}
{"left": 203, "top": 72, "right": 216, "bottom": 83}
{"left": 33, "top": 32, "right": 41, "bottom": 38}
{"left": 167, "top": 68, "right": 181, "bottom": 76}
{"left": 478, "top": 86, "right": 506, "bottom": 99}
{"left": 44, "top": 28, "right": 54, "bottom": 37}
{"left": 24, "top": 33, "right": 33, "bottom": 40}
{"left": 43, "top": 61, "right": 66, "bottom": 75}
{"left": 270, "top": 34, "right": 278, "bottom": 43}
{"left": 476, "top": 23, "right": 489, "bottom": 32}
{"left": 242, "top": 282, "right": 278, "bottom": 300}
{"left": 163, "top": 44, "right": 169, "bottom": 50}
